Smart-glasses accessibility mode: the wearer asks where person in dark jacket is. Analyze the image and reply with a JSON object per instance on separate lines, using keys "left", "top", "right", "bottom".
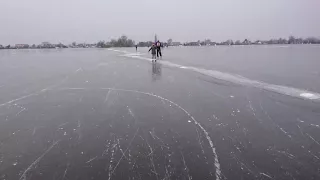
{"left": 156, "top": 41, "right": 162, "bottom": 58}
{"left": 148, "top": 44, "right": 157, "bottom": 61}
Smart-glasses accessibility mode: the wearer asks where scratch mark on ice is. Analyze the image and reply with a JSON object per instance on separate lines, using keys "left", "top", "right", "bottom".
{"left": 212, "top": 113, "right": 220, "bottom": 121}
{"left": 297, "top": 118, "right": 305, "bottom": 123}
{"left": 127, "top": 107, "right": 135, "bottom": 119}
{"left": 19, "top": 140, "right": 60, "bottom": 180}
{"left": 232, "top": 155, "right": 254, "bottom": 175}
{"left": 297, "top": 118, "right": 320, "bottom": 128}
{"left": 260, "top": 102, "right": 292, "bottom": 139}
{"left": 75, "top": 68, "right": 83, "bottom": 73}
{"left": 296, "top": 125, "right": 304, "bottom": 137}
{"left": 102, "top": 140, "right": 111, "bottom": 157}
{"left": 149, "top": 129, "right": 169, "bottom": 149}
{"left": 0, "top": 93, "right": 38, "bottom": 108}
{"left": 32, "top": 127, "right": 39, "bottom": 136}
{"left": 107, "top": 138, "right": 117, "bottom": 180}
{"left": 195, "top": 128, "right": 205, "bottom": 154}
{"left": 104, "top": 89, "right": 112, "bottom": 103}
{"left": 278, "top": 126, "right": 292, "bottom": 139}
{"left": 248, "top": 100, "right": 261, "bottom": 122}
{"left": 310, "top": 124, "right": 320, "bottom": 128}
{"left": 86, "top": 156, "right": 97, "bottom": 163}
{"left": 143, "top": 132, "right": 159, "bottom": 180}
{"left": 62, "top": 163, "right": 69, "bottom": 180}
{"left": 269, "top": 146, "right": 296, "bottom": 159}
{"left": 180, "top": 152, "right": 192, "bottom": 180}
{"left": 117, "top": 139, "right": 128, "bottom": 160}
{"left": 305, "top": 133, "right": 320, "bottom": 146}
{"left": 260, "top": 172, "right": 274, "bottom": 179}
{"left": 15, "top": 108, "right": 27, "bottom": 116}
{"left": 308, "top": 151, "right": 320, "bottom": 160}
{"left": 0, "top": 72, "right": 74, "bottom": 109}
{"left": 111, "top": 127, "right": 139, "bottom": 175}
{"left": 76, "top": 120, "right": 82, "bottom": 140}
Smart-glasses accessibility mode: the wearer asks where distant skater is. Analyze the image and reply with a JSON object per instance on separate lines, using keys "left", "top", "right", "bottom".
{"left": 156, "top": 41, "right": 162, "bottom": 58}
{"left": 148, "top": 44, "right": 157, "bottom": 61}
{"left": 135, "top": 45, "right": 138, "bottom": 52}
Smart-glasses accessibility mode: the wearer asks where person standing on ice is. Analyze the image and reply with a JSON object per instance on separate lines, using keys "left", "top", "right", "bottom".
{"left": 148, "top": 44, "right": 157, "bottom": 61}
{"left": 156, "top": 41, "right": 162, "bottom": 58}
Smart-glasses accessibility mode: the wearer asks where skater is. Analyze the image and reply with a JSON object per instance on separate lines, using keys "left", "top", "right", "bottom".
{"left": 135, "top": 45, "right": 138, "bottom": 52}
{"left": 148, "top": 44, "right": 157, "bottom": 61}
{"left": 156, "top": 41, "right": 162, "bottom": 58}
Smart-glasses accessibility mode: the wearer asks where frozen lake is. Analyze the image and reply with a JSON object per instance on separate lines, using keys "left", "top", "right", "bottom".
{"left": 0, "top": 46, "right": 319, "bottom": 180}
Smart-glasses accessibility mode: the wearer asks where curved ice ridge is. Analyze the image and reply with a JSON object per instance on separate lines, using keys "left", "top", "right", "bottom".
{"left": 115, "top": 50, "right": 320, "bottom": 102}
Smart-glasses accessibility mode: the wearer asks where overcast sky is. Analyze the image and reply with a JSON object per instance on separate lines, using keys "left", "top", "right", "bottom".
{"left": 1, "top": 0, "right": 319, "bottom": 44}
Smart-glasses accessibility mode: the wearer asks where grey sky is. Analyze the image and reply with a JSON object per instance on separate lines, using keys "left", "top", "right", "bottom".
{"left": 1, "top": 0, "right": 319, "bottom": 44}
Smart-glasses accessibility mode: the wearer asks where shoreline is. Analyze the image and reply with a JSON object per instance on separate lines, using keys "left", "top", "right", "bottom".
{"left": 1, "top": 43, "right": 320, "bottom": 50}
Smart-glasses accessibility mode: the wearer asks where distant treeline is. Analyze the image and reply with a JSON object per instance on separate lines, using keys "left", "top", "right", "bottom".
{"left": 1, "top": 36, "right": 320, "bottom": 49}
{"left": 97, "top": 35, "right": 135, "bottom": 48}
{"left": 0, "top": 35, "right": 136, "bottom": 49}
{"left": 132, "top": 36, "right": 320, "bottom": 47}
{"left": 182, "top": 36, "right": 320, "bottom": 46}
